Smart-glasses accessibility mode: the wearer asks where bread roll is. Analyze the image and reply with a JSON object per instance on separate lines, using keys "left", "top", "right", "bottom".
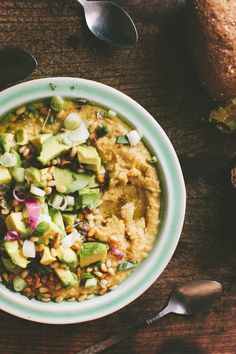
{"left": 187, "top": 0, "right": 236, "bottom": 101}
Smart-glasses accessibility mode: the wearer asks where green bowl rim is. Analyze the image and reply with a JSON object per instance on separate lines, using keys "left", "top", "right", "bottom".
{"left": 0, "top": 77, "right": 186, "bottom": 324}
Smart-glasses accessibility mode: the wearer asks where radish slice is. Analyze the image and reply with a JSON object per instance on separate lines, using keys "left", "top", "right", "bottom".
{"left": 25, "top": 200, "right": 41, "bottom": 232}
{"left": 4, "top": 230, "right": 20, "bottom": 241}
{"left": 64, "top": 112, "right": 82, "bottom": 130}
{"left": 13, "top": 188, "right": 25, "bottom": 202}
{"left": 30, "top": 185, "right": 46, "bottom": 197}
{"left": 61, "top": 229, "right": 81, "bottom": 248}
{"left": 126, "top": 130, "right": 141, "bottom": 146}
{"left": 22, "top": 240, "right": 36, "bottom": 258}
{"left": 109, "top": 247, "right": 124, "bottom": 260}
{"left": 0, "top": 153, "right": 17, "bottom": 167}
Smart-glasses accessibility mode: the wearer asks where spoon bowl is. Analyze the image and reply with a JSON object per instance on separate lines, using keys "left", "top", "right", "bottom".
{"left": 78, "top": 0, "right": 138, "bottom": 45}
{"left": 0, "top": 47, "right": 37, "bottom": 86}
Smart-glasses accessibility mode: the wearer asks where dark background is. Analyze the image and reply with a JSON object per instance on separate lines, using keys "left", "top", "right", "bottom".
{"left": 0, "top": 1, "right": 235, "bottom": 353}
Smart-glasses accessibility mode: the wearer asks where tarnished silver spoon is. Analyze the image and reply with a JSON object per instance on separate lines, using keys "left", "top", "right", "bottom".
{"left": 0, "top": 47, "right": 37, "bottom": 86}
{"left": 78, "top": 280, "right": 222, "bottom": 354}
{"left": 77, "top": 0, "right": 138, "bottom": 45}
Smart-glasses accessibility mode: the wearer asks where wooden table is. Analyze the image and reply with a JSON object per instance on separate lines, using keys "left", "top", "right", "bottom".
{"left": 0, "top": 1, "right": 235, "bottom": 353}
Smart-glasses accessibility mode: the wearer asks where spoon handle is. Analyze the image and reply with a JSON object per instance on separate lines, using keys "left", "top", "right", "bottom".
{"left": 77, "top": 308, "right": 170, "bottom": 354}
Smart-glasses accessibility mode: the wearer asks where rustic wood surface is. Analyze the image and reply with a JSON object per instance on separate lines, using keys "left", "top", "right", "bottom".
{"left": 0, "top": 1, "right": 235, "bottom": 353}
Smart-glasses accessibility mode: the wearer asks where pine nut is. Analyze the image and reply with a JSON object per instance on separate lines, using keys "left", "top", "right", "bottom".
{"left": 86, "top": 294, "right": 94, "bottom": 300}
{"left": 88, "top": 229, "right": 95, "bottom": 237}
{"left": 19, "top": 145, "right": 26, "bottom": 154}
{"left": 56, "top": 184, "right": 66, "bottom": 193}
{"left": 78, "top": 295, "right": 87, "bottom": 302}
{"left": 108, "top": 268, "right": 115, "bottom": 276}
{"left": 21, "top": 269, "right": 29, "bottom": 279}
{"left": 42, "top": 293, "right": 51, "bottom": 298}
{"left": 44, "top": 187, "right": 52, "bottom": 195}
{"left": 39, "top": 287, "right": 49, "bottom": 293}
{"left": 1, "top": 208, "right": 9, "bottom": 215}
{"left": 47, "top": 180, "right": 56, "bottom": 187}
{"left": 48, "top": 166, "right": 55, "bottom": 174}
{"left": 100, "top": 263, "right": 108, "bottom": 273}
{"left": 96, "top": 173, "right": 105, "bottom": 184}
{"left": 55, "top": 296, "right": 64, "bottom": 303}
{"left": 99, "top": 288, "right": 107, "bottom": 295}
{"left": 65, "top": 225, "right": 73, "bottom": 233}
{"left": 100, "top": 279, "right": 107, "bottom": 288}
{"left": 56, "top": 110, "right": 65, "bottom": 119}
{"left": 55, "top": 283, "right": 62, "bottom": 290}
{"left": 67, "top": 297, "right": 76, "bottom": 302}
{"left": 23, "top": 147, "right": 30, "bottom": 157}
{"left": 106, "top": 259, "right": 112, "bottom": 268}
{"left": 46, "top": 173, "right": 53, "bottom": 181}
{"left": 42, "top": 297, "right": 51, "bottom": 302}
{"left": 50, "top": 261, "right": 59, "bottom": 269}
{"left": 1, "top": 273, "right": 9, "bottom": 282}
{"left": 70, "top": 147, "right": 77, "bottom": 158}
{"left": 109, "top": 285, "right": 117, "bottom": 291}
{"left": 51, "top": 159, "right": 58, "bottom": 165}
{"left": 93, "top": 271, "right": 104, "bottom": 278}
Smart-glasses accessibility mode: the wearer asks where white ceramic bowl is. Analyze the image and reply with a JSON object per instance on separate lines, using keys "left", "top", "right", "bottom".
{"left": 0, "top": 77, "right": 186, "bottom": 324}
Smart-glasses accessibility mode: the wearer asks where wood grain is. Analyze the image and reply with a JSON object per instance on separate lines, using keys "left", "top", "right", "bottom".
{"left": 0, "top": 1, "right": 235, "bottom": 353}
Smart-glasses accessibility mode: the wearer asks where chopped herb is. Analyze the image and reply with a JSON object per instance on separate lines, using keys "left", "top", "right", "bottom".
{"left": 75, "top": 98, "right": 87, "bottom": 105}
{"left": 117, "top": 262, "right": 136, "bottom": 272}
{"left": 81, "top": 272, "right": 95, "bottom": 279}
{"left": 116, "top": 135, "right": 129, "bottom": 144}
{"left": 49, "top": 83, "right": 57, "bottom": 91}
{"left": 107, "top": 110, "right": 117, "bottom": 119}
{"left": 96, "top": 124, "right": 109, "bottom": 138}
{"left": 147, "top": 156, "right": 158, "bottom": 164}
{"left": 26, "top": 103, "right": 37, "bottom": 112}
{"left": 48, "top": 115, "right": 56, "bottom": 124}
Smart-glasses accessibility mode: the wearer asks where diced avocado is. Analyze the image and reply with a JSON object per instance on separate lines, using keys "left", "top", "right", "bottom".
{"left": 0, "top": 166, "right": 12, "bottom": 185}
{"left": 77, "top": 146, "right": 101, "bottom": 172}
{"left": 62, "top": 213, "right": 77, "bottom": 226}
{"left": 3, "top": 241, "right": 30, "bottom": 269}
{"left": 50, "top": 96, "right": 65, "bottom": 112}
{"left": 57, "top": 245, "right": 78, "bottom": 268}
{"left": 77, "top": 146, "right": 100, "bottom": 164}
{"left": 30, "top": 134, "right": 52, "bottom": 152}
{"left": 41, "top": 203, "right": 49, "bottom": 215}
{"left": 40, "top": 246, "right": 57, "bottom": 265}
{"left": 78, "top": 188, "right": 100, "bottom": 210}
{"left": 2, "top": 256, "right": 20, "bottom": 273}
{"left": 10, "top": 149, "right": 22, "bottom": 167}
{"left": 54, "top": 267, "right": 78, "bottom": 287}
{"left": 37, "top": 135, "right": 70, "bottom": 165}
{"left": 25, "top": 167, "right": 47, "bottom": 188}
{"left": 38, "top": 221, "right": 64, "bottom": 245}
{"left": 0, "top": 133, "right": 15, "bottom": 153}
{"left": 15, "top": 127, "right": 28, "bottom": 145}
{"left": 49, "top": 209, "right": 65, "bottom": 231}
{"left": 53, "top": 167, "right": 92, "bottom": 194}
{"left": 11, "top": 167, "right": 25, "bottom": 182}
{"left": 88, "top": 175, "right": 99, "bottom": 189}
{"left": 5, "top": 212, "right": 28, "bottom": 236}
{"left": 79, "top": 242, "right": 107, "bottom": 267}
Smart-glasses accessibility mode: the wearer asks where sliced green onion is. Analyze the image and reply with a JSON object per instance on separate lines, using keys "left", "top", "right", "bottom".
{"left": 126, "top": 130, "right": 141, "bottom": 146}
{"left": 0, "top": 152, "right": 17, "bottom": 167}
{"left": 116, "top": 135, "right": 129, "bottom": 144}
{"left": 30, "top": 184, "right": 46, "bottom": 197}
{"left": 147, "top": 156, "right": 158, "bottom": 164}
{"left": 107, "top": 110, "right": 117, "bottom": 119}
{"left": 64, "top": 112, "right": 82, "bottom": 130}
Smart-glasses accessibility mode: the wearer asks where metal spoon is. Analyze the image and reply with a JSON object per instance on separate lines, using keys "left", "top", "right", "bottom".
{"left": 77, "top": 280, "right": 222, "bottom": 354}
{"left": 0, "top": 47, "right": 37, "bottom": 86}
{"left": 77, "top": 0, "right": 138, "bottom": 45}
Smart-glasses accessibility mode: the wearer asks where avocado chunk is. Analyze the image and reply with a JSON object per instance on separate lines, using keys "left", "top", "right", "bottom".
{"left": 40, "top": 246, "right": 57, "bottom": 265}
{"left": 79, "top": 242, "right": 107, "bottom": 267}
{"left": 62, "top": 213, "right": 77, "bottom": 226}
{"left": 3, "top": 241, "right": 30, "bottom": 269}
{"left": 0, "top": 166, "right": 12, "bottom": 185}
{"left": 38, "top": 221, "right": 64, "bottom": 245}
{"left": 57, "top": 245, "right": 78, "bottom": 268}
{"left": 88, "top": 175, "right": 99, "bottom": 189}
{"left": 15, "top": 127, "right": 29, "bottom": 145}
{"left": 53, "top": 167, "right": 92, "bottom": 194}
{"left": 25, "top": 167, "right": 48, "bottom": 188}
{"left": 2, "top": 256, "right": 20, "bottom": 273}
{"left": 9, "top": 150, "right": 24, "bottom": 182}
{"left": 54, "top": 267, "right": 78, "bottom": 287}
{"left": 77, "top": 146, "right": 101, "bottom": 172}
{"left": 30, "top": 134, "right": 52, "bottom": 152}
{"left": 5, "top": 212, "right": 28, "bottom": 236}
{"left": 78, "top": 188, "right": 100, "bottom": 210}
{"left": 49, "top": 209, "right": 65, "bottom": 231}
{"left": 0, "top": 133, "right": 15, "bottom": 153}
{"left": 37, "top": 135, "right": 70, "bottom": 165}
